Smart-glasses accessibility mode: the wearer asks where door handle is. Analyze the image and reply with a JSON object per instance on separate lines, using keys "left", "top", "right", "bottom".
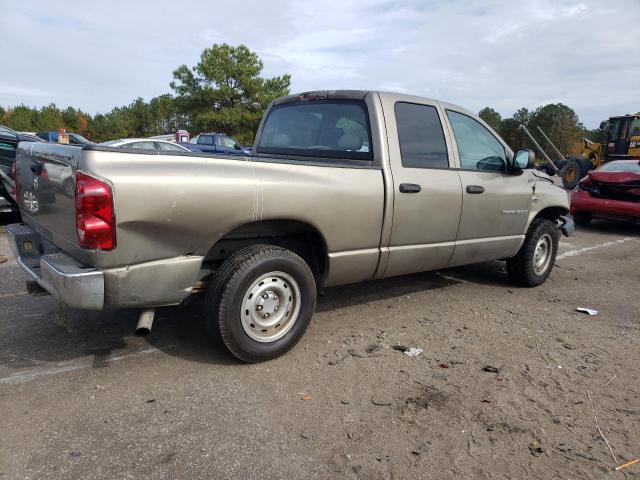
{"left": 466, "top": 185, "right": 485, "bottom": 194}
{"left": 399, "top": 183, "right": 421, "bottom": 193}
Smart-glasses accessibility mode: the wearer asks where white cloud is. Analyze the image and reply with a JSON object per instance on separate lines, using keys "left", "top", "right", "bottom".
{"left": 0, "top": 0, "right": 638, "bottom": 127}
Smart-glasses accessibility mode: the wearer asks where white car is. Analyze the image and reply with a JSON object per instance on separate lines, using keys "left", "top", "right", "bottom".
{"left": 100, "top": 138, "right": 191, "bottom": 152}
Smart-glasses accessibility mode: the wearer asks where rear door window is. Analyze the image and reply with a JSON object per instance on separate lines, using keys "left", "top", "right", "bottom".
{"left": 128, "top": 141, "right": 156, "bottom": 150}
{"left": 256, "top": 100, "right": 372, "bottom": 161}
{"left": 158, "top": 142, "right": 186, "bottom": 152}
{"left": 446, "top": 111, "right": 506, "bottom": 172}
{"left": 395, "top": 102, "right": 449, "bottom": 169}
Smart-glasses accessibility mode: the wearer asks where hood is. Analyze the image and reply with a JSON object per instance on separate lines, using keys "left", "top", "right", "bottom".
{"left": 588, "top": 170, "right": 640, "bottom": 186}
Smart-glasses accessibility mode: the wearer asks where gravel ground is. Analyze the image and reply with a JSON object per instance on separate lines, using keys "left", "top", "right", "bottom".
{"left": 0, "top": 213, "right": 638, "bottom": 480}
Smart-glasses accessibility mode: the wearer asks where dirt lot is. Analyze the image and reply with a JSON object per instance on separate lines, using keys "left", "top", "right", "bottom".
{"left": 0, "top": 213, "right": 638, "bottom": 480}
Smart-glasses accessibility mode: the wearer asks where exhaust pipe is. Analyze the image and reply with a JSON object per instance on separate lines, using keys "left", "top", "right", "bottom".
{"left": 136, "top": 309, "right": 155, "bottom": 335}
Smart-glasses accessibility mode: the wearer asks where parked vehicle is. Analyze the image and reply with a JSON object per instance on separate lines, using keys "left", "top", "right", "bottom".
{"left": 571, "top": 160, "right": 640, "bottom": 225}
{"left": 36, "top": 131, "right": 94, "bottom": 146}
{"left": 100, "top": 138, "right": 190, "bottom": 152}
{"left": 180, "top": 133, "right": 251, "bottom": 155}
{"left": 7, "top": 90, "right": 573, "bottom": 362}
{"left": 0, "top": 125, "right": 47, "bottom": 211}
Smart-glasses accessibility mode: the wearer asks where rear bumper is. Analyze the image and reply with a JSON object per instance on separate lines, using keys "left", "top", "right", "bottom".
{"left": 571, "top": 190, "right": 640, "bottom": 219}
{"left": 7, "top": 223, "right": 104, "bottom": 309}
{"left": 7, "top": 223, "right": 204, "bottom": 310}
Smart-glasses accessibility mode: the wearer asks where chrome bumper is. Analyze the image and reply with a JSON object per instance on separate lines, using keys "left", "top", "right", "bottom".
{"left": 7, "top": 223, "right": 105, "bottom": 309}
{"left": 7, "top": 223, "right": 204, "bottom": 310}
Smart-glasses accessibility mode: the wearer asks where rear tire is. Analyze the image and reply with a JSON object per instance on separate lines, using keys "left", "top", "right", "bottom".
{"left": 561, "top": 158, "right": 585, "bottom": 190}
{"left": 205, "top": 245, "right": 317, "bottom": 363}
{"left": 507, "top": 218, "right": 559, "bottom": 287}
{"left": 573, "top": 212, "right": 592, "bottom": 226}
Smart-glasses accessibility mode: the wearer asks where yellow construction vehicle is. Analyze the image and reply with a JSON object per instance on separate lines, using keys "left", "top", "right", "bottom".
{"left": 521, "top": 113, "right": 640, "bottom": 189}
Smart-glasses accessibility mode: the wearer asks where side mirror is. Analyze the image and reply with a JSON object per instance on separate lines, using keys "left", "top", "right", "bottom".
{"left": 234, "top": 143, "right": 242, "bottom": 150}
{"left": 599, "top": 120, "right": 609, "bottom": 130}
{"left": 513, "top": 149, "right": 535, "bottom": 170}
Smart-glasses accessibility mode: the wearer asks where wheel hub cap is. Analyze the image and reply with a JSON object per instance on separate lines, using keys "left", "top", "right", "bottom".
{"left": 241, "top": 271, "right": 301, "bottom": 343}
{"left": 533, "top": 234, "right": 553, "bottom": 275}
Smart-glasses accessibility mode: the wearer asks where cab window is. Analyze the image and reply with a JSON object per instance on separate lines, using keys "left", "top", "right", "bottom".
{"left": 395, "top": 102, "right": 448, "bottom": 169}
{"left": 446, "top": 111, "right": 506, "bottom": 172}
{"left": 128, "top": 141, "right": 156, "bottom": 150}
{"left": 218, "top": 136, "right": 237, "bottom": 148}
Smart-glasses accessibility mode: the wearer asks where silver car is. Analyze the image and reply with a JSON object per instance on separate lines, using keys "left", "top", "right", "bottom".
{"left": 100, "top": 138, "right": 190, "bottom": 152}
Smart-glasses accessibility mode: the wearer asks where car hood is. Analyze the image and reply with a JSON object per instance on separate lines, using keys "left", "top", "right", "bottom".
{"left": 588, "top": 170, "right": 640, "bottom": 186}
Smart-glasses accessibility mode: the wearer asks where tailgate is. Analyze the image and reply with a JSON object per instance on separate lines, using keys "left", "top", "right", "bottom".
{"left": 16, "top": 142, "right": 82, "bottom": 249}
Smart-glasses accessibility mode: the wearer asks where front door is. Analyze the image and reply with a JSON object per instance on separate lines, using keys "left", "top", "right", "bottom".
{"left": 444, "top": 109, "right": 533, "bottom": 267}
{"left": 382, "top": 99, "right": 463, "bottom": 278}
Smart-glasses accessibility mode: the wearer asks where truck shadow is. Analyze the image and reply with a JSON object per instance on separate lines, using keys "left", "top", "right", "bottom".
{"left": 316, "top": 261, "right": 510, "bottom": 313}
{"left": 575, "top": 219, "right": 639, "bottom": 236}
{"left": 0, "top": 261, "right": 511, "bottom": 374}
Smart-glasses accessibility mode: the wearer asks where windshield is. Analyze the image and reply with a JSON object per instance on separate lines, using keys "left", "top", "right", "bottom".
{"left": 598, "top": 161, "right": 640, "bottom": 173}
{"left": 256, "top": 100, "right": 372, "bottom": 161}
{"left": 69, "top": 133, "right": 92, "bottom": 144}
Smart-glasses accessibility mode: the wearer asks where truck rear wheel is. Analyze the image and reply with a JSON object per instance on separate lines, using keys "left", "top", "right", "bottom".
{"left": 507, "top": 218, "right": 559, "bottom": 287}
{"left": 206, "top": 245, "right": 317, "bottom": 363}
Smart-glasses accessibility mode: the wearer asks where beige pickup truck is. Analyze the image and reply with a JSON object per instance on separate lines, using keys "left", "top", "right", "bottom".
{"left": 8, "top": 90, "right": 573, "bottom": 362}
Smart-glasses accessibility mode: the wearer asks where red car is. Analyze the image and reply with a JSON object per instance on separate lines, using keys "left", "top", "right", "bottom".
{"left": 570, "top": 160, "right": 640, "bottom": 225}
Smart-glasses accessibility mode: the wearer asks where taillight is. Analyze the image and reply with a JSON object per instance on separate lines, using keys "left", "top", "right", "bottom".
{"left": 75, "top": 172, "right": 115, "bottom": 250}
{"left": 10, "top": 162, "right": 17, "bottom": 200}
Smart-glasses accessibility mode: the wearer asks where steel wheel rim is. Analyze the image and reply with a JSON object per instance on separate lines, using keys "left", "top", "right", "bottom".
{"left": 23, "top": 191, "right": 38, "bottom": 213}
{"left": 533, "top": 234, "right": 553, "bottom": 275}
{"left": 241, "top": 271, "right": 301, "bottom": 343}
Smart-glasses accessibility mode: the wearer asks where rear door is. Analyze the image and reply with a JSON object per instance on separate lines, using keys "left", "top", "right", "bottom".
{"left": 0, "top": 126, "right": 20, "bottom": 204}
{"left": 444, "top": 109, "right": 533, "bottom": 266}
{"left": 381, "top": 98, "right": 463, "bottom": 277}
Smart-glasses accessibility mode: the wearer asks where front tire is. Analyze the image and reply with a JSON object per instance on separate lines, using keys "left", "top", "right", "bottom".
{"left": 206, "top": 245, "right": 317, "bottom": 363}
{"left": 561, "top": 158, "right": 585, "bottom": 190}
{"left": 573, "top": 212, "right": 592, "bottom": 226}
{"left": 507, "top": 218, "right": 560, "bottom": 287}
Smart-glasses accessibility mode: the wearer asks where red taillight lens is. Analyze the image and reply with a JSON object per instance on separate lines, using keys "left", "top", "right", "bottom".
{"left": 75, "top": 172, "right": 115, "bottom": 250}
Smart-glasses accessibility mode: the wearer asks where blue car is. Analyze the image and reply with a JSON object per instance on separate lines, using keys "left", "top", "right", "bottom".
{"left": 180, "top": 133, "right": 251, "bottom": 155}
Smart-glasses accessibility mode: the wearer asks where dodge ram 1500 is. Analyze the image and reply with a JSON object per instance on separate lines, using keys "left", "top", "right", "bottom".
{"left": 7, "top": 90, "right": 573, "bottom": 362}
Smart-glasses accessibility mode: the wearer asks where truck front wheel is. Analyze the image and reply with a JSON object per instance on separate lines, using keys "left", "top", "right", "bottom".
{"left": 206, "top": 245, "right": 317, "bottom": 363}
{"left": 507, "top": 218, "right": 560, "bottom": 287}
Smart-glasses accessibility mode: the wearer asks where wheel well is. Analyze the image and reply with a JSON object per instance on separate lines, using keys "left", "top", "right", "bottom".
{"left": 204, "top": 220, "right": 328, "bottom": 283}
{"left": 534, "top": 206, "right": 568, "bottom": 225}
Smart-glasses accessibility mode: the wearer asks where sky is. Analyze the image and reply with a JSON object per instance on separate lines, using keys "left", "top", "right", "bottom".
{"left": 1, "top": 0, "right": 638, "bottom": 128}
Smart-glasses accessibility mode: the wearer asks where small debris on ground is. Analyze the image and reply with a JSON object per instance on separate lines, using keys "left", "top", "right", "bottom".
{"left": 372, "top": 397, "right": 393, "bottom": 406}
{"left": 340, "top": 400, "right": 350, "bottom": 405}
{"left": 528, "top": 442, "right": 544, "bottom": 456}
{"left": 411, "top": 442, "right": 430, "bottom": 456}
{"left": 0, "top": 256, "right": 8, "bottom": 264}
{"left": 301, "top": 394, "right": 312, "bottom": 401}
{"left": 300, "top": 431, "right": 313, "bottom": 440}
{"left": 576, "top": 307, "right": 598, "bottom": 316}
{"left": 145, "top": 399, "right": 156, "bottom": 403}
{"left": 404, "top": 347, "right": 423, "bottom": 357}
{"left": 392, "top": 345, "right": 410, "bottom": 353}
{"left": 365, "top": 344, "right": 382, "bottom": 354}
{"left": 482, "top": 366, "right": 500, "bottom": 373}
{"left": 439, "top": 363, "right": 449, "bottom": 369}
{"left": 615, "top": 458, "right": 640, "bottom": 471}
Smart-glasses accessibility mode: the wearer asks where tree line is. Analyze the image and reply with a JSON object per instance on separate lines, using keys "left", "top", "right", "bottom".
{"left": 478, "top": 105, "right": 605, "bottom": 157}
{"left": 1, "top": 43, "right": 605, "bottom": 151}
